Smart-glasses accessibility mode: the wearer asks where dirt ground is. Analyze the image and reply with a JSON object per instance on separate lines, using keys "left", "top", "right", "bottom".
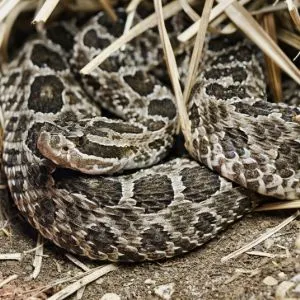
{"left": 0, "top": 199, "right": 299, "bottom": 300}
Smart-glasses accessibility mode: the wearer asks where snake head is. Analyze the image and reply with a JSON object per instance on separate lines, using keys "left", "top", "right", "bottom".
{"left": 37, "top": 128, "right": 126, "bottom": 175}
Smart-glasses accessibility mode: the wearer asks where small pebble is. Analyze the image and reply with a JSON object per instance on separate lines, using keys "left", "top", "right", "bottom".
{"left": 278, "top": 272, "right": 287, "bottom": 280}
{"left": 264, "top": 239, "right": 274, "bottom": 250}
{"left": 291, "top": 274, "right": 300, "bottom": 283}
{"left": 144, "top": 278, "right": 156, "bottom": 285}
{"left": 263, "top": 276, "right": 278, "bottom": 286}
{"left": 100, "top": 293, "right": 121, "bottom": 300}
{"left": 275, "top": 281, "right": 295, "bottom": 299}
{"left": 154, "top": 282, "right": 175, "bottom": 300}
{"left": 294, "top": 283, "right": 300, "bottom": 294}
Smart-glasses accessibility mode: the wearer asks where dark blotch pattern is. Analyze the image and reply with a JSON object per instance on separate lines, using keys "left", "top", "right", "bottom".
{"left": 31, "top": 44, "right": 66, "bottom": 71}
{"left": 93, "top": 120, "right": 143, "bottom": 134}
{"left": 46, "top": 24, "right": 74, "bottom": 51}
{"left": 208, "top": 34, "right": 243, "bottom": 51}
{"left": 34, "top": 197, "right": 55, "bottom": 226}
{"left": 76, "top": 139, "right": 134, "bottom": 159}
{"left": 148, "top": 98, "right": 176, "bottom": 120}
{"left": 28, "top": 75, "right": 64, "bottom": 113}
{"left": 3, "top": 71, "right": 20, "bottom": 88}
{"left": 141, "top": 224, "right": 169, "bottom": 252}
{"left": 181, "top": 166, "right": 220, "bottom": 203}
{"left": 26, "top": 123, "right": 46, "bottom": 159}
{"left": 213, "top": 45, "right": 253, "bottom": 65}
{"left": 97, "top": 11, "right": 126, "bottom": 37}
{"left": 83, "top": 29, "right": 110, "bottom": 49}
{"left": 56, "top": 173, "right": 122, "bottom": 208}
{"left": 133, "top": 175, "right": 174, "bottom": 213}
{"left": 206, "top": 83, "right": 248, "bottom": 100}
{"left": 205, "top": 66, "right": 247, "bottom": 82}
{"left": 194, "top": 212, "right": 216, "bottom": 237}
{"left": 86, "top": 223, "right": 117, "bottom": 254}
{"left": 233, "top": 100, "right": 273, "bottom": 117}
{"left": 123, "top": 71, "right": 155, "bottom": 96}
{"left": 27, "top": 164, "right": 50, "bottom": 189}
{"left": 148, "top": 139, "right": 165, "bottom": 151}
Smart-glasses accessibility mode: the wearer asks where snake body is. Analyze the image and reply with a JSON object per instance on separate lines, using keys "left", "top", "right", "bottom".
{"left": 0, "top": 10, "right": 299, "bottom": 262}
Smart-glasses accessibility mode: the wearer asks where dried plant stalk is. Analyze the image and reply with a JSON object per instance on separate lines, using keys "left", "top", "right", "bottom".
{"left": 217, "top": 0, "right": 300, "bottom": 85}
{"left": 98, "top": 0, "right": 117, "bottom": 22}
{"left": 278, "top": 28, "right": 300, "bottom": 50}
{"left": 0, "top": 0, "right": 21, "bottom": 23}
{"left": 286, "top": 0, "right": 300, "bottom": 30}
{"left": 64, "top": 0, "right": 116, "bottom": 11}
{"left": 183, "top": 0, "right": 214, "bottom": 105}
{"left": 179, "top": 0, "right": 199, "bottom": 21}
{"left": 256, "top": 201, "right": 300, "bottom": 211}
{"left": 221, "top": 211, "right": 299, "bottom": 262}
{"left": 33, "top": 0, "right": 60, "bottom": 23}
{"left": 123, "top": 0, "right": 141, "bottom": 39}
{"left": 252, "top": 1, "right": 300, "bottom": 15}
{"left": 81, "top": 0, "right": 196, "bottom": 74}
{"left": 47, "top": 265, "right": 117, "bottom": 300}
{"left": 153, "top": 0, "right": 191, "bottom": 144}
{"left": 261, "top": 13, "right": 282, "bottom": 102}
{"left": 178, "top": 0, "right": 241, "bottom": 42}
{"left": 126, "top": 0, "right": 142, "bottom": 12}
{"left": 0, "top": 0, "right": 36, "bottom": 64}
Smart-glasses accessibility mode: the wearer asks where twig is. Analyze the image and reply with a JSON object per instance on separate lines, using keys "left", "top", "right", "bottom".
{"left": 261, "top": 13, "right": 282, "bottom": 102}
{"left": 47, "top": 264, "right": 117, "bottom": 300}
{"left": 252, "top": 1, "right": 300, "bottom": 14}
{"left": 0, "top": 0, "right": 36, "bottom": 64}
{"left": 65, "top": 254, "right": 90, "bottom": 272}
{"left": 0, "top": 253, "right": 22, "bottom": 261}
{"left": 246, "top": 251, "right": 276, "bottom": 258}
{"left": 122, "top": 0, "right": 142, "bottom": 50}
{"left": 0, "top": 0, "right": 20, "bottom": 23}
{"left": 126, "top": 0, "right": 142, "bottom": 12}
{"left": 98, "top": 0, "right": 117, "bottom": 22}
{"left": 256, "top": 200, "right": 300, "bottom": 211}
{"left": 32, "top": 0, "right": 60, "bottom": 23}
{"left": 65, "top": 254, "right": 91, "bottom": 300}
{"left": 179, "top": 0, "right": 199, "bottom": 21}
{"left": 221, "top": 211, "right": 299, "bottom": 262}
{"left": 23, "top": 242, "right": 44, "bottom": 255}
{"left": 0, "top": 274, "right": 18, "bottom": 288}
{"left": 177, "top": 0, "right": 239, "bottom": 42}
{"left": 80, "top": 0, "right": 196, "bottom": 74}
{"left": 286, "top": 0, "right": 300, "bottom": 30}
{"left": 278, "top": 28, "right": 300, "bottom": 50}
{"left": 30, "top": 234, "right": 44, "bottom": 279}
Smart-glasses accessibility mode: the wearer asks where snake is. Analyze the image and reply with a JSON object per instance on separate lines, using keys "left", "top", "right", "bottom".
{"left": 0, "top": 9, "right": 300, "bottom": 262}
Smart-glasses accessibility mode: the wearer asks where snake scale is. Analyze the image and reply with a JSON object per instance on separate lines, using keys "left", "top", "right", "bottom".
{"left": 0, "top": 9, "right": 300, "bottom": 262}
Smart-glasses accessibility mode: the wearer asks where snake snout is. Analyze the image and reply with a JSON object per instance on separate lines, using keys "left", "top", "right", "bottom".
{"left": 37, "top": 131, "right": 75, "bottom": 164}
{"left": 37, "top": 131, "right": 122, "bottom": 174}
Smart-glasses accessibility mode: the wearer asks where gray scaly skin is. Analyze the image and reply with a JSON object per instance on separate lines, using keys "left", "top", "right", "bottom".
{"left": 188, "top": 35, "right": 300, "bottom": 200}
{"left": 1, "top": 11, "right": 297, "bottom": 262}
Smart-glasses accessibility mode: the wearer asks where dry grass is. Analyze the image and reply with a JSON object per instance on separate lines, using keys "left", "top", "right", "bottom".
{"left": 221, "top": 211, "right": 300, "bottom": 262}
{"left": 261, "top": 12, "right": 282, "bottom": 102}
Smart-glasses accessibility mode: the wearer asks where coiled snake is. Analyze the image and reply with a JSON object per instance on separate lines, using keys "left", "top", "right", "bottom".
{"left": 0, "top": 10, "right": 300, "bottom": 262}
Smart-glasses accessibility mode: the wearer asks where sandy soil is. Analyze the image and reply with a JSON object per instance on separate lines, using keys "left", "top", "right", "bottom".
{"left": 0, "top": 199, "right": 299, "bottom": 300}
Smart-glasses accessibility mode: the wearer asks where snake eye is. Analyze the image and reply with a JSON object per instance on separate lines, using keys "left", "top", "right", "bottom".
{"left": 62, "top": 145, "right": 69, "bottom": 152}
